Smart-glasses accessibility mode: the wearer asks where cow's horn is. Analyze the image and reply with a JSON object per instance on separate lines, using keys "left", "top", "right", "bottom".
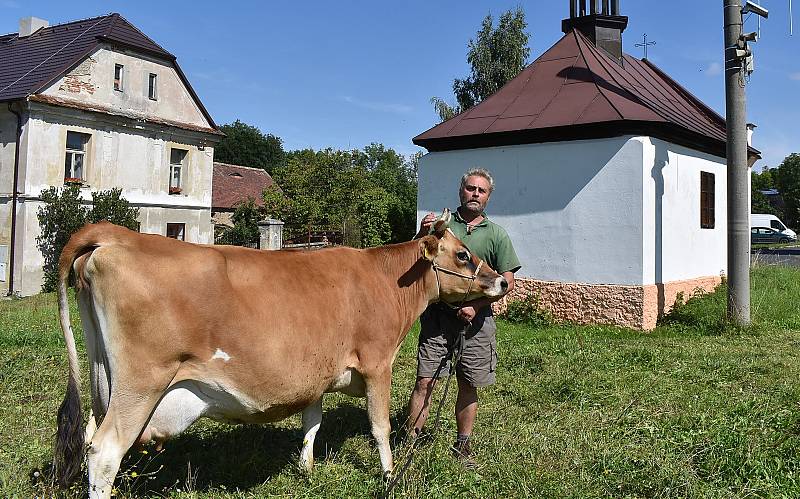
{"left": 440, "top": 208, "right": 451, "bottom": 227}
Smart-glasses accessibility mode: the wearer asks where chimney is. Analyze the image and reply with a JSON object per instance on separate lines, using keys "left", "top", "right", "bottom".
{"left": 563, "top": 0, "right": 628, "bottom": 62}
{"left": 746, "top": 123, "right": 756, "bottom": 147}
{"left": 18, "top": 17, "right": 48, "bottom": 38}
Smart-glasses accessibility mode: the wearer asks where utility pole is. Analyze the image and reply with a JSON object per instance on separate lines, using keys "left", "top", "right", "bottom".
{"left": 723, "top": 0, "right": 767, "bottom": 325}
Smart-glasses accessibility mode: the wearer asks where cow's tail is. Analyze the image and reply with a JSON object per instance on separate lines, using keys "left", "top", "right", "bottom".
{"left": 54, "top": 227, "right": 98, "bottom": 487}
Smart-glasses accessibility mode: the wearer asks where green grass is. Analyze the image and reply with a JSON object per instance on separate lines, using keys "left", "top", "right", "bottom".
{"left": 2, "top": 266, "right": 800, "bottom": 497}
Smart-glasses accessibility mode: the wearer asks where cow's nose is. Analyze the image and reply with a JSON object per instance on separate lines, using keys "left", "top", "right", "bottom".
{"left": 500, "top": 278, "right": 508, "bottom": 291}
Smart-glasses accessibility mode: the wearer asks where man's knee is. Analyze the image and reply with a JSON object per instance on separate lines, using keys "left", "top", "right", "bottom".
{"left": 413, "top": 377, "right": 437, "bottom": 395}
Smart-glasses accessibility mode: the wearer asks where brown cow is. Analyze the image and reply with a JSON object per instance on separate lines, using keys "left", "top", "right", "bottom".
{"left": 53, "top": 210, "right": 508, "bottom": 498}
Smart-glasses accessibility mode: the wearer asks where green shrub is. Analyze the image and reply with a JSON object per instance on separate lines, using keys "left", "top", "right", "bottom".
{"left": 501, "top": 293, "right": 553, "bottom": 327}
{"left": 36, "top": 186, "right": 139, "bottom": 292}
{"left": 216, "top": 198, "right": 261, "bottom": 246}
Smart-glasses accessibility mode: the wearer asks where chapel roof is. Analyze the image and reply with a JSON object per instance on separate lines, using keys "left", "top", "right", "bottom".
{"left": 414, "top": 29, "right": 759, "bottom": 159}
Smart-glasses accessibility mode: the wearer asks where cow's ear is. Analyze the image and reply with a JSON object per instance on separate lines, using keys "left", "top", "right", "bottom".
{"left": 419, "top": 235, "right": 440, "bottom": 261}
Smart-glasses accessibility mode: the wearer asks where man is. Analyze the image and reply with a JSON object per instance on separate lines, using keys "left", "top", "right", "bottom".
{"left": 407, "top": 167, "right": 520, "bottom": 466}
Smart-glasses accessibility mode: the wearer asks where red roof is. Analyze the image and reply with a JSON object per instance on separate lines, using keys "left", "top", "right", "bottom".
{"left": 414, "top": 29, "right": 759, "bottom": 159}
{"left": 212, "top": 163, "right": 278, "bottom": 210}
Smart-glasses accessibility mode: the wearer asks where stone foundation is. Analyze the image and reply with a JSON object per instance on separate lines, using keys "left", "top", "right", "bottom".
{"left": 493, "top": 275, "right": 723, "bottom": 330}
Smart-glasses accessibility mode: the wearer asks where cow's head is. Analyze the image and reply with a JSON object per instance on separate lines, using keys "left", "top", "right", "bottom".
{"left": 418, "top": 209, "right": 508, "bottom": 305}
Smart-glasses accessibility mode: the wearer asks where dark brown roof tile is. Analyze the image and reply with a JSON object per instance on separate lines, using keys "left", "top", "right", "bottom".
{"left": 414, "top": 29, "right": 759, "bottom": 159}
{"left": 0, "top": 13, "right": 218, "bottom": 130}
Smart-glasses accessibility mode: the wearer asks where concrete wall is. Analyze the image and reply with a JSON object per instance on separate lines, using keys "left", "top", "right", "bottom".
{"left": 0, "top": 90, "right": 217, "bottom": 295}
{"left": 641, "top": 137, "right": 727, "bottom": 284}
{"left": 41, "top": 46, "right": 210, "bottom": 129}
{"left": 417, "top": 136, "right": 645, "bottom": 285}
{"left": 418, "top": 135, "right": 729, "bottom": 329}
{"left": 0, "top": 105, "right": 27, "bottom": 288}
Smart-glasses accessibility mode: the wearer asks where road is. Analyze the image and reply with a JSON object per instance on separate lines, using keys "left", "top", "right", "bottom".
{"left": 751, "top": 247, "right": 800, "bottom": 268}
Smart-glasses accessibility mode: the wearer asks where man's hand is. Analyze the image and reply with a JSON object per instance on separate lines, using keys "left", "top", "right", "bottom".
{"left": 415, "top": 212, "right": 437, "bottom": 239}
{"left": 457, "top": 306, "right": 477, "bottom": 324}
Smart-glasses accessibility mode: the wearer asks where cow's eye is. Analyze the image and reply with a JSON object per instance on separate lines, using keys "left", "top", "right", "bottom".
{"left": 456, "top": 251, "right": 469, "bottom": 262}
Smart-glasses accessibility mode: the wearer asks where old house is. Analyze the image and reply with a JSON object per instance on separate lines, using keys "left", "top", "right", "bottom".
{"left": 0, "top": 14, "right": 223, "bottom": 296}
{"left": 211, "top": 162, "right": 278, "bottom": 232}
{"left": 413, "top": 1, "right": 760, "bottom": 329}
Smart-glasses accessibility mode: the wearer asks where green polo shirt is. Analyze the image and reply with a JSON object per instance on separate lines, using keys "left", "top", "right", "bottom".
{"left": 450, "top": 210, "right": 521, "bottom": 275}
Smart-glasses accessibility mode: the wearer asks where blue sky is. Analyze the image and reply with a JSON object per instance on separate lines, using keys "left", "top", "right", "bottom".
{"left": 1, "top": 1, "right": 797, "bottom": 168}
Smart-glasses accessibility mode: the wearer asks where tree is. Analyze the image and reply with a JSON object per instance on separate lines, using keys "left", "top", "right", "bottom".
{"left": 751, "top": 168, "right": 779, "bottom": 216}
{"left": 432, "top": 7, "right": 530, "bottom": 122}
{"left": 215, "top": 120, "right": 286, "bottom": 174}
{"left": 36, "top": 186, "right": 139, "bottom": 292}
{"left": 267, "top": 145, "right": 418, "bottom": 248}
{"left": 776, "top": 153, "right": 800, "bottom": 229}
{"left": 353, "top": 143, "right": 418, "bottom": 243}
{"left": 216, "top": 198, "right": 262, "bottom": 246}
{"left": 88, "top": 188, "right": 140, "bottom": 229}
{"left": 37, "top": 186, "right": 89, "bottom": 292}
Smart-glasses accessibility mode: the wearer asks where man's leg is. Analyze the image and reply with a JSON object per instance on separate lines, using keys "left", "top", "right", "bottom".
{"left": 455, "top": 376, "right": 478, "bottom": 436}
{"left": 407, "top": 377, "right": 437, "bottom": 437}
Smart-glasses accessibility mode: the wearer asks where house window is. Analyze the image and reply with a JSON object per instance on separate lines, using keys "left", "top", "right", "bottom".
{"left": 114, "top": 64, "right": 124, "bottom": 91}
{"left": 148, "top": 73, "right": 157, "bottom": 100}
{"left": 166, "top": 223, "right": 185, "bottom": 241}
{"left": 700, "top": 171, "right": 715, "bottom": 229}
{"left": 169, "top": 148, "right": 187, "bottom": 194}
{"left": 64, "top": 131, "right": 90, "bottom": 183}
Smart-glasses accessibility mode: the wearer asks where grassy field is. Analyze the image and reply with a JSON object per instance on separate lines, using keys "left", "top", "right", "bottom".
{"left": 2, "top": 266, "right": 800, "bottom": 498}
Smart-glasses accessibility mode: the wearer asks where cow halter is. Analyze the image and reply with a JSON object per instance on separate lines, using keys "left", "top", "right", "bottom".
{"left": 431, "top": 257, "right": 484, "bottom": 310}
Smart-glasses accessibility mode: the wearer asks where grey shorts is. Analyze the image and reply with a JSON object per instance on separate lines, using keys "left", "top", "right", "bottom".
{"left": 416, "top": 305, "right": 498, "bottom": 387}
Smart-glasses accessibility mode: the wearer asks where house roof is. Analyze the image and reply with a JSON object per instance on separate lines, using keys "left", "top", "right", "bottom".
{"left": 212, "top": 162, "right": 278, "bottom": 210}
{"left": 0, "top": 13, "right": 218, "bottom": 130}
{"left": 414, "top": 29, "right": 760, "bottom": 159}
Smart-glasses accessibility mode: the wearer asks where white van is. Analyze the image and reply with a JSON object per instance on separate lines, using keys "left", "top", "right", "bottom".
{"left": 751, "top": 213, "right": 797, "bottom": 239}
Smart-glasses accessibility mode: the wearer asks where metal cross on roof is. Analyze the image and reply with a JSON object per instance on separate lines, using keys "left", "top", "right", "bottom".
{"left": 635, "top": 33, "right": 656, "bottom": 59}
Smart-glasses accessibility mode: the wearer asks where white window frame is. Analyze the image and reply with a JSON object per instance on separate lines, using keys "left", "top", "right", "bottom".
{"left": 169, "top": 148, "right": 187, "bottom": 194}
{"left": 64, "top": 131, "right": 90, "bottom": 183}
{"left": 148, "top": 73, "right": 158, "bottom": 100}
{"left": 114, "top": 64, "right": 124, "bottom": 91}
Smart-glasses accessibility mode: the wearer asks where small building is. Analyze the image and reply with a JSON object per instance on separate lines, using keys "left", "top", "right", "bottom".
{"left": 211, "top": 162, "right": 278, "bottom": 231}
{"left": 0, "top": 14, "right": 223, "bottom": 296}
{"left": 413, "top": 1, "right": 760, "bottom": 329}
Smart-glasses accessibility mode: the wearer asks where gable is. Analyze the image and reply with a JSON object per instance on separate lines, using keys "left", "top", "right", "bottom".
{"left": 0, "top": 13, "right": 218, "bottom": 133}
{"left": 38, "top": 47, "right": 213, "bottom": 131}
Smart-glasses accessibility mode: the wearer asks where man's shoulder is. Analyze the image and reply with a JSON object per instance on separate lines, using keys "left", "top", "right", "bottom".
{"left": 484, "top": 218, "right": 512, "bottom": 239}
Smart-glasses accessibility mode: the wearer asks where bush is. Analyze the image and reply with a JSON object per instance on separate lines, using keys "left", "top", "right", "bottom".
{"left": 216, "top": 198, "right": 261, "bottom": 247}
{"left": 36, "top": 186, "right": 89, "bottom": 292}
{"left": 36, "top": 186, "right": 139, "bottom": 292}
{"left": 88, "top": 188, "right": 140, "bottom": 228}
{"left": 501, "top": 293, "right": 553, "bottom": 328}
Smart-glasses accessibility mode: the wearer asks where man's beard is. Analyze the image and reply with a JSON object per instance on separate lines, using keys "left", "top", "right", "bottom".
{"left": 461, "top": 199, "right": 485, "bottom": 214}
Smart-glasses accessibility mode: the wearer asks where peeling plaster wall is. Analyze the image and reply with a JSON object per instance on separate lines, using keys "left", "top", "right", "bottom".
{"left": 0, "top": 107, "right": 18, "bottom": 194}
{"left": 2, "top": 103, "right": 215, "bottom": 296}
{"left": 0, "top": 106, "right": 27, "bottom": 291}
{"left": 41, "top": 46, "right": 210, "bottom": 129}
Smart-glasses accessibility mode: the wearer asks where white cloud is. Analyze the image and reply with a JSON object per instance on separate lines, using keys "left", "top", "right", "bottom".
{"left": 789, "top": 72, "right": 800, "bottom": 81}
{"left": 703, "top": 62, "right": 722, "bottom": 77}
{"left": 341, "top": 96, "right": 412, "bottom": 115}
